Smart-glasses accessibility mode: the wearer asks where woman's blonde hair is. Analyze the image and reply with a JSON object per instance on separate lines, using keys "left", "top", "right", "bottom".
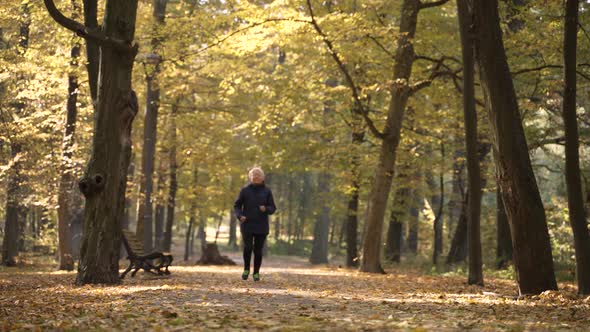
{"left": 248, "top": 167, "right": 265, "bottom": 182}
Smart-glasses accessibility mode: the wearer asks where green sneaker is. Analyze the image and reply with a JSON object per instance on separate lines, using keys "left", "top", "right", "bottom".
{"left": 253, "top": 273, "right": 260, "bottom": 282}
{"left": 241, "top": 270, "right": 249, "bottom": 280}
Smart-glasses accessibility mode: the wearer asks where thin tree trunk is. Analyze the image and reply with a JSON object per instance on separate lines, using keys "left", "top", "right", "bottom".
{"left": 184, "top": 217, "right": 194, "bottom": 261}
{"left": 473, "top": 0, "right": 557, "bottom": 294}
{"left": 82, "top": 0, "right": 98, "bottom": 105}
{"left": 154, "top": 159, "right": 166, "bottom": 251}
{"left": 562, "top": 0, "right": 590, "bottom": 295}
{"left": 427, "top": 144, "right": 444, "bottom": 264}
{"left": 447, "top": 191, "right": 468, "bottom": 264}
{"left": 496, "top": 186, "right": 512, "bottom": 269}
{"left": 287, "top": 176, "right": 293, "bottom": 243}
{"left": 57, "top": 17, "right": 81, "bottom": 270}
{"left": 360, "top": 0, "right": 420, "bottom": 273}
{"left": 310, "top": 173, "right": 331, "bottom": 264}
{"left": 163, "top": 106, "right": 177, "bottom": 252}
{"left": 457, "top": 0, "right": 483, "bottom": 286}
{"left": 385, "top": 186, "right": 410, "bottom": 263}
{"left": 448, "top": 147, "right": 465, "bottom": 239}
{"left": 136, "top": 0, "right": 167, "bottom": 253}
{"left": 346, "top": 129, "right": 363, "bottom": 267}
{"left": 407, "top": 189, "right": 420, "bottom": 255}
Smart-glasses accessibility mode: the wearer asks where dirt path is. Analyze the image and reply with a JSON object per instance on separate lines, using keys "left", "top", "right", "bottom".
{"left": 1, "top": 253, "right": 589, "bottom": 331}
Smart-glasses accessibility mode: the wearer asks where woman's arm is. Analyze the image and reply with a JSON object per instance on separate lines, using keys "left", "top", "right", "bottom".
{"left": 233, "top": 188, "right": 245, "bottom": 220}
{"left": 266, "top": 189, "right": 277, "bottom": 215}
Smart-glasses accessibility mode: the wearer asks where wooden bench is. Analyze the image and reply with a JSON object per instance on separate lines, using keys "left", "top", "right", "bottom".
{"left": 120, "top": 229, "right": 173, "bottom": 279}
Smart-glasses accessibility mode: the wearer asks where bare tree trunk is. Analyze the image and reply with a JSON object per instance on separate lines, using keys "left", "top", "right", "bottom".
{"left": 562, "top": 0, "right": 590, "bottom": 295}
{"left": 154, "top": 159, "right": 166, "bottom": 251}
{"left": 45, "top": 0, "right": 141, "bottom": 285}
{"left": 310, "top": 173, "right": 331, "bottom": 264}
{"left": 457, "top": 0, "right": 483, "bottom": 286}
{"left": 473, "top": 0, "right": 557, "bottom": 294}
{"left": 346, "top": 129, "right": 363, "bottom": 267}
{"left": 426, "top": 144, "right": 444, "bottom": 264}
{"left": 448, "top": 147, "right": 465, "bottom": 239}
{"left": 287, "top": 176, "right": 293, "bottom": 243}
{"left": 407, "top": 189, "right": 420, "bottom": 255}
{"left": 163, "top": 106, "right": 177, "bottom": 252}
{"left": 184, "top": 216, "right": 194, "bottom": 261}
{"left": 136, "top": 0, "right": 167, "bottom": 253}
{"left": 385, "top": 186, "right": 410, "bottom": 263}
{"left": 360, "top": 0, "right": 420, "bottom": 273}
{"left": 57, "top": 13, "right": 81, "bottom": 270}
{"left": 82, "top": 0, "right": 98, "bottom": 105}
{"left": 447, "top": 192, "right": 468, "bottom": 264}
{"left": 496, "top": 186, "right": 512, "bottom": 269}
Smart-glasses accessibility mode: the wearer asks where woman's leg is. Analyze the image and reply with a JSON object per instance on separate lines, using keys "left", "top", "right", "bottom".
{"left": 242, "top": 232, "right": 254, "bottom": 271}
{"left": 253, "top": 234, "right": 267, "bottom": 274}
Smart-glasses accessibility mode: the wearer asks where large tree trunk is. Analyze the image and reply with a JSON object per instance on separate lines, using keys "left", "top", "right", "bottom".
{"left": 360, "top": 0, "right": 420, "bottom": 273}
{"left": 310, "top": 173, "right": 331, "bottom": 264}
{"left": 458, "top": 0, "right": 483, "bottom": 286}
{"left": 57, "top": 24, "right": 81, "bottom": 271}
{"left": 473, "top": 0, "right": 557, "bottom": 294}
{"left": 45, "top": 0, "right": 141, "bottom": 285}
{"left": 562, "top": 0, "right": 590, "bottom": 295}
{"left": 163, "top": 106, "right": 177, "bottom": 252}
{"left": 136, "top": 0, "right": 167, "bottom": 253}
{"left": 496, "top": 186, "right": 512, "bottom": 269}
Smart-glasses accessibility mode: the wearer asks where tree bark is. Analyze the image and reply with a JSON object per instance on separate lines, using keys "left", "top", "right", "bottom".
{"left": 44, "top": 0, "right": 141, "bottom": 284}
{"left": 448, "top": 147, "right": 465, "bottom": 239}
{"left": 447, "top": 192, "right": 468, "bottom": 264}
{"left": 457, "top": 0, "right": 483, "bottom": 286}
{"left": 154, "top": 158, "right": 166, "bottom": 251}
{"left": 496, "top": 186, "right": 512, "bottom": 269}
{"left": 82, "top": 0, "right": 99, "bottom": 105}
{"left": 473, "top": 0, "right": 557, "bottom": 294}
{"left": 310, "top": 172, "right": 331, "bottom": 264}
{"left": 562, "top": 0, "right": 590, "bottom": 295}
{"left": 426, "top": 147, "right": 444, "bottom": 265}
{"left": 184, "top": 216, "right": 194, "bottom": 261}
{"left": 360, "top": 0, "right": 420, "bottom": 273}
{"left": 57, "top": 20, "right": 81, "bottom": 271}
{"left": 407, "top": 190, "right": 420, "bottom": 255}
{"left": 136, "top": 0, "right": 167, "bottom": 253}
{"left": 163, "top": 106, "right": 177, "bottom": 252}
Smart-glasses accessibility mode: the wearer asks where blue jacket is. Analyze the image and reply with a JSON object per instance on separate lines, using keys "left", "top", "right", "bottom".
{"left": 233, "top": 183, "right": 276, "bottom": 234}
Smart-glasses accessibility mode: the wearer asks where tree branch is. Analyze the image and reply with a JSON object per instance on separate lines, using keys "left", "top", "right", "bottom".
{"left": 419, "top": 0, "right": 450, "bottom": 10}
{"left": 306, "top": 0, "right": 385, "bottom": 139}
{"left": 43, "top": 0, "right": 136, "bottom": 53}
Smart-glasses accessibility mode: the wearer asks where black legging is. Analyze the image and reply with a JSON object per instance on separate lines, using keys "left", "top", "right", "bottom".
{"left": 242, "top": 232, "right": 267, "bottom": 273}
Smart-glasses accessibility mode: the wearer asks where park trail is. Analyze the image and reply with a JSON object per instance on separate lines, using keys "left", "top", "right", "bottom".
{"left": 2, "top": 243, "right": 590, "bottom": 331}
